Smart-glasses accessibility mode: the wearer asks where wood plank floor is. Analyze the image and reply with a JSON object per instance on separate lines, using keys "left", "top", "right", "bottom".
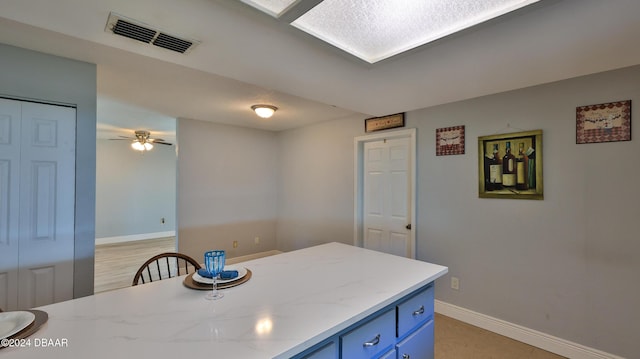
{"left": 94, "top": 237, "right": 176, "bottom": 293}
{"left": 94, "top": 238, "right": 565, "bottom": 358}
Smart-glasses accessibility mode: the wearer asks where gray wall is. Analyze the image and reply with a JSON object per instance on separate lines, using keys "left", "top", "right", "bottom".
{"left": 176, "top": 118, "right": 278, "bottom": 261}
{"left": 0, "top": 43, "right": 97, "bottom": 298}
{"left": 276, "top": 65, "right": 640, "bottom": 358}
{"left": 95, "top": 139, "right": 176, "bottom": 238}
{"left": 276, "top": 114, "right": 364, "bottom": 252}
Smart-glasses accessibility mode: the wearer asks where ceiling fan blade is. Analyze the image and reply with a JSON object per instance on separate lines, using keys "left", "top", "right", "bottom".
{"left": 109, "top": 131, "right": 172, "bottom": 146}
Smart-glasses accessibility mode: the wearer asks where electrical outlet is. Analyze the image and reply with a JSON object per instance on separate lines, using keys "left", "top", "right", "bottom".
{"left": 254, "top": 237, "right": 260, "bottom": 245}
{"left": 233, "top": 240, "right": 238, "bottom": 248}
{"left": 451, "top": 277, "right": 460, "bottom": 290}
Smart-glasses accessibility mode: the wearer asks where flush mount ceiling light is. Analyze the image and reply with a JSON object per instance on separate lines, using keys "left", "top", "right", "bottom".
{"left": 240, "top": 0, "right": 541, "bottom": 64}
{"left": 251, "top": 104, "right": 278, "bottom": 118}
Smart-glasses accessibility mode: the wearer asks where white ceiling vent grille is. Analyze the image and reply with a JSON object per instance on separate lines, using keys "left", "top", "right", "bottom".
{"left": 105, "top": 13, "right": 199, "bottom": 54}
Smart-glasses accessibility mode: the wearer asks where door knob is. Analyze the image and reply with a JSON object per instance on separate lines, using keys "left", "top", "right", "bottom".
{"left": 405, "top": 224, "right": 412, "bottom": 230}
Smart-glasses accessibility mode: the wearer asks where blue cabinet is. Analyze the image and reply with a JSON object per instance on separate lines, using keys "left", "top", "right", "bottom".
{"left": 301, "top": 342, "right": 336, "bottom": 359}
{"left": 395, "top": 320, "right": 434, "bottom": 359}
{"left": 292, "top": 283, "right": 435, "bottom": 359}
{"left": 397, "top": 284, "right": 434, "bottom": 339}
{"left": 340, "top": 309, "right": 395, "bottom": 358}
{"left": 379, "top": 349, "right": 396, "bottom": 359}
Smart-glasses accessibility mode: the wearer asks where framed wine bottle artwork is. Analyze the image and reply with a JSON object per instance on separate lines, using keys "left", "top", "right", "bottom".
{"left": 478, "top": 130, "right": 543, "bottom": 200}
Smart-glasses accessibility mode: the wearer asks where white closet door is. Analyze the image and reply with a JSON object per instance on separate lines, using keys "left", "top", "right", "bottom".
{"left": 17, "top": 101, "right": 76, "bottom": 309}
{"left": 0, "top": 98, "right": 21, "bottom": 311}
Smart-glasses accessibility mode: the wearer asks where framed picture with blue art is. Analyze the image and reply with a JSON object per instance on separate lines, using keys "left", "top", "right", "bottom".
{"left": 576, "top": 100, "right": 631, "bottom": 144}
{"left": 478, "top": 130, "right": 543, "bottom": 200}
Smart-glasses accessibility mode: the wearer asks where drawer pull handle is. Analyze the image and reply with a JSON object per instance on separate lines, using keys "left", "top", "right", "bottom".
{"left": 402, "top": 354, "right": 410, "bottom": 359}
{"left": 362, "top": 334, "right": 381, "bottom": 347}
{"left": 412, "top": 305, "right": 425, "bottom": 316}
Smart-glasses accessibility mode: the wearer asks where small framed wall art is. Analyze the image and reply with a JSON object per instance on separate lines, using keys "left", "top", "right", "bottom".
{"left": 478, "top": 129, "right": 543, "bottom": 200}
{"left": 576, "top": 100, "right": 631, "bottom": 144}
{"left": 364, "top": 113, "right": 405, "bottom": 133}
{"left": 436, "top": 125, "right": 465, "bottom": 156}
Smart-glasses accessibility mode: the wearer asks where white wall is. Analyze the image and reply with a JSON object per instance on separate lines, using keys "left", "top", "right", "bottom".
{"left": 276, "top": 65, "right": 640, "bottom": 358}
{"left": 95, "top": 139, "right": 176, "bottom": 240}
{"left": 176, "top": 119, "right": 278, "bottom": 261}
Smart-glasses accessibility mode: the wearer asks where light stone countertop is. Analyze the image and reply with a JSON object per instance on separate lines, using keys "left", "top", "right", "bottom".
{"left": 2, "top": 242, "right": 447, "bottom": 358}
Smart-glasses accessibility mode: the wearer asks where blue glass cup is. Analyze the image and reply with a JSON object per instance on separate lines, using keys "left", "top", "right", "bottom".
{"left": 204, "top": 250, "right": 225, "bottom": 300}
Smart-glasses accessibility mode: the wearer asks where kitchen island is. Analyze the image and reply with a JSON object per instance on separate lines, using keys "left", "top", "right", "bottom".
{"left": 2, "top": 242, "right": 447, "bottom": 358}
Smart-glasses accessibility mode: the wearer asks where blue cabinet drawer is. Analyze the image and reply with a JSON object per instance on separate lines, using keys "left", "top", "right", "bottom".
{"left": 379, "top": 348, "right": 396, "bottom": 359}
{"left": 340, "top": 309, "right": 395, "bottom": 359}
{"left": 395, "top": 320, "right": 434, "bottom": 359}
{"left": 396, "top": 285, "right": 434, "bottom": 338}
{"left": 300, "top": 341, "right": 336, "bottom": 359}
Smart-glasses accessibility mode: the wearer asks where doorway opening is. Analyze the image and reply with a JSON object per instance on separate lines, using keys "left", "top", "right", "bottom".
{"left": 94, "top": 98, "right": 177, "bottom": 292}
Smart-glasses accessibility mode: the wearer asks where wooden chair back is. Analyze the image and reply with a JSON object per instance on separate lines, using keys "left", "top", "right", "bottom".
{"left": 132, "top": 252, "right": 201, "bottom": 286}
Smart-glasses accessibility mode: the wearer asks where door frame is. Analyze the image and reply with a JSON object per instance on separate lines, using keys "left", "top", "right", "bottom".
{"left": 353, "top": 128, "right": 417, "bottom": 258}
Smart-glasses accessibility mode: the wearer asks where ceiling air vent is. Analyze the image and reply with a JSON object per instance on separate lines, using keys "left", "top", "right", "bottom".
{"left": 152, "top": 33, "right": 193, "bottom": 53}
{"left": 112, "top": 19, "right": 156, "bottom": 44}
{"left": 105, "top": 12, "right": 199, "bottom": 54}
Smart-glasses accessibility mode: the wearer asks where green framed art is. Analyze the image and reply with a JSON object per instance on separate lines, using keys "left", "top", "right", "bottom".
{"left": 478, "top": 130, "right": 543, "bottom": 200}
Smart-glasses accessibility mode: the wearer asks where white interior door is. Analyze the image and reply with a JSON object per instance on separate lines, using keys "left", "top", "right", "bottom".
{"left": 17, "top": 101, "right": 76, "bottom": 309}
{"left": 0, "top": 98, "right": 21, "bottom": 311}
{"left": 362, "top": 136, "right": 413, "bottom": 257}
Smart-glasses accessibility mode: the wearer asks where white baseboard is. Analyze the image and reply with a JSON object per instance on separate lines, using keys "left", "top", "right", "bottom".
{"left": 435, "top": 300, "right": 623, "bottom": 359}
{"left": 95, "top": 231, "right": 176, "bottom": 245}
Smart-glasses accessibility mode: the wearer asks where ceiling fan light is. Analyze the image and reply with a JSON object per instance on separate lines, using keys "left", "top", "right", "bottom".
{"left": 131, "top": 141, "right": 145, "bottom": 151}
{"left": 144, "top": 142, "right": 153, "bottom": 150}
{"left": 251, "top": 104, "right": 278, "bottom": 118}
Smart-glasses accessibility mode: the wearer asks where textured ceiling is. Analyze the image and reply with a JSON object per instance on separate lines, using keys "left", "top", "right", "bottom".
{"left": 291, "top": 0, "right": 540, "bottom": 63}
{"left": 241, "top": 0, "right": 297, "bottom": 17}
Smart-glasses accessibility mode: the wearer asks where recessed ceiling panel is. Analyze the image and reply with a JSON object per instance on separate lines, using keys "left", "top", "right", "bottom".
{"left": 240, "top": 0, "right": 298, "bottom": 17}
{"left": 291, "top": 0, "right": 540, "bottom": 63}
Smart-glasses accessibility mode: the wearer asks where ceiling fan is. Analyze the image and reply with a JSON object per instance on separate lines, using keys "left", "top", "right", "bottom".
{"left": 110, "top": 130, "right": 172, "bottom": 151}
